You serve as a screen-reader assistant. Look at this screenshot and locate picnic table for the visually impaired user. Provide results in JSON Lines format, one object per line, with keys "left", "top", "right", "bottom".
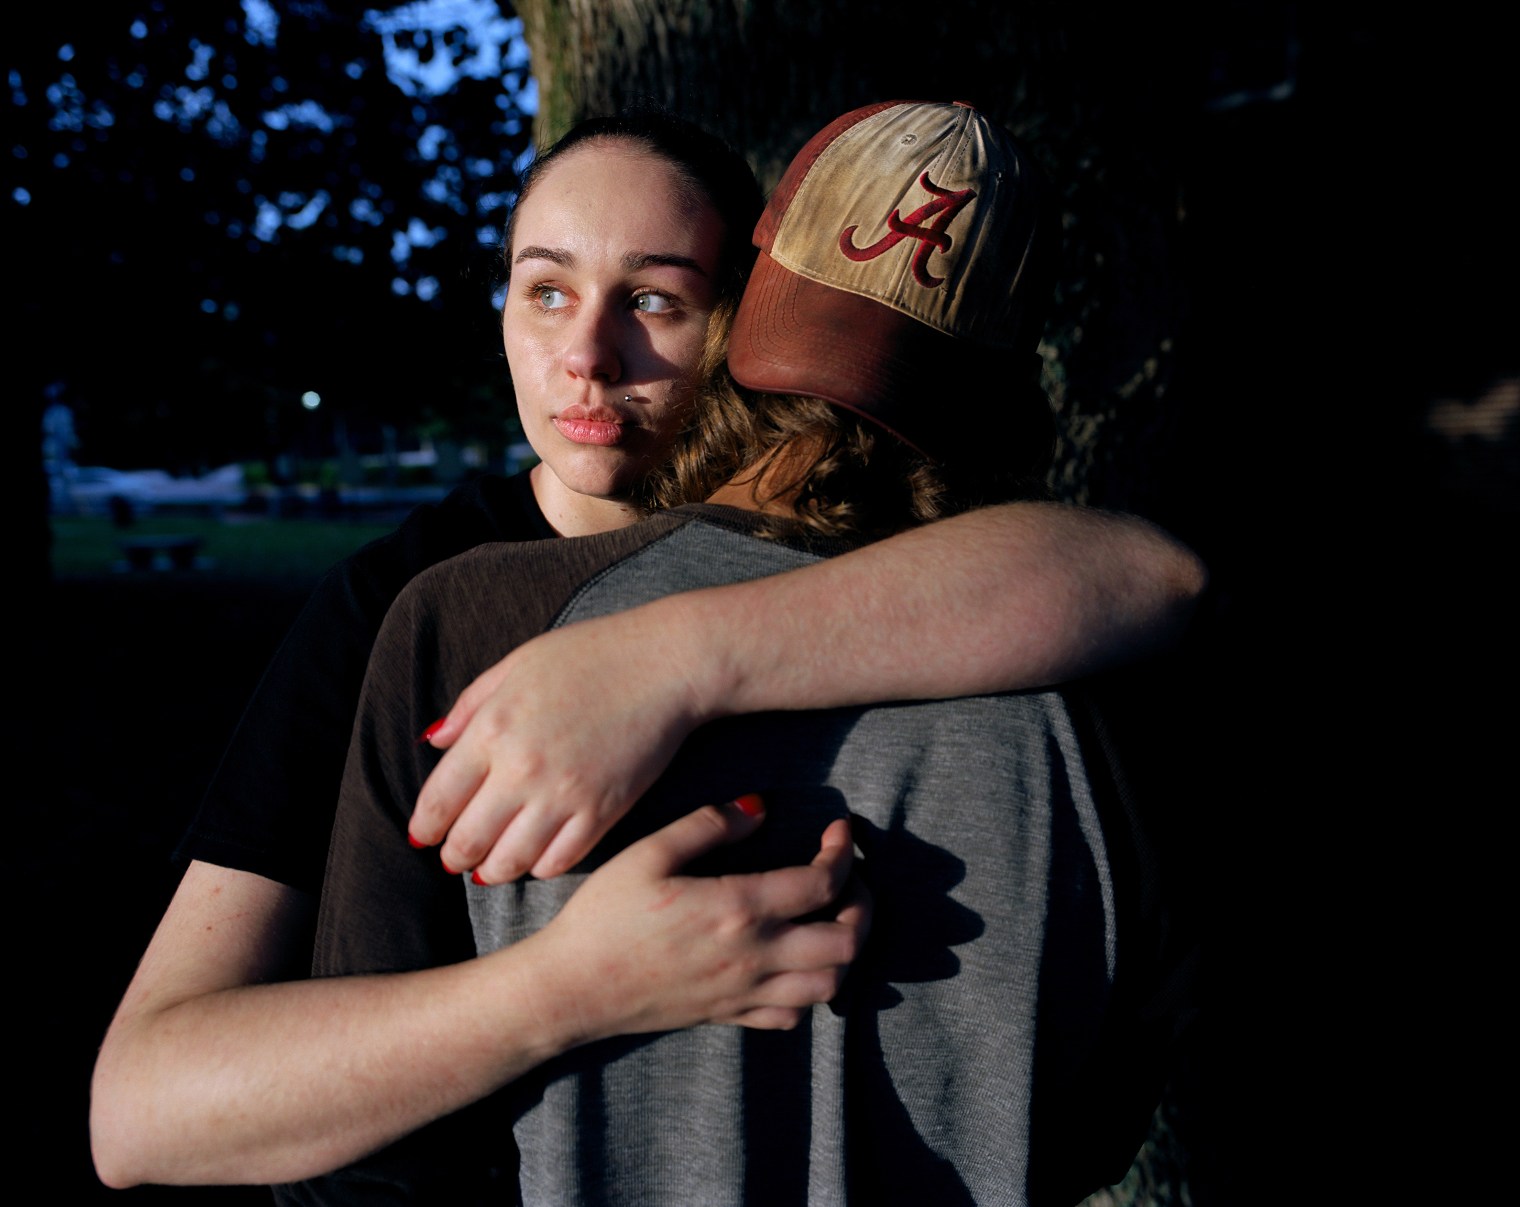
{"left": 118, "top": 533, "right": 205, "bottom": 572}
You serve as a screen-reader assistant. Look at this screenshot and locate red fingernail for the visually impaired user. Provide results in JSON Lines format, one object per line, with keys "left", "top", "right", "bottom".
{"left": 733, "top": 793, "right": 764, "bottom": 817}
{"left": 471, "top": 870, "right": 488, "bottom": 886}
{"left": 441, "top": 856, "right": 462, "bottom": 876}
{"left": 416, "top": 717, "right": 447, "bottom": 745}
{"left": 408, "top": 832, "right": 427, "bottom": 850}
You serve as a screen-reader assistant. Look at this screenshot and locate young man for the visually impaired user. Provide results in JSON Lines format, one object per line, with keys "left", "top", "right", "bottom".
{"left": 307, "top": 100, "right": 1185, "bottom": 1205}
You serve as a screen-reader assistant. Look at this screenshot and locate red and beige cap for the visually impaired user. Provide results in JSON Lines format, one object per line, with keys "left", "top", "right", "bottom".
{"left": 728, "top": 100, "right": 1057, "bottom": 458}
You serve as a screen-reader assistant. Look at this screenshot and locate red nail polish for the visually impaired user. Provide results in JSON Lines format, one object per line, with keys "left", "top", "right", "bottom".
{"left": 407, "top": 832, "right": 427, "bottom": 850}
{"left": 471, "top": 870, "right": 488, "bottom": 886}
{"left": 441, "top": 856, "right": 462, "bottom": 876}
{"left": 416, "top": 717, "right": 447, "bottom": 745}
{"left": 734, "top": 793, "right": 764, "bottom": 817}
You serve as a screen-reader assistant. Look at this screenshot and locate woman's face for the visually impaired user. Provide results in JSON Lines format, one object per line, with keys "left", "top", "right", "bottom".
{"left": 503, "top": 140, "right": 726, "bottom": 533}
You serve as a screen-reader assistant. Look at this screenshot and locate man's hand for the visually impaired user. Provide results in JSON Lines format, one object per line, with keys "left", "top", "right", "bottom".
{"left": 412, "top": 607, "right": 719, "bottom": 884}
{"left": 411, "top": 501, "right": 1206, "bottom": 884}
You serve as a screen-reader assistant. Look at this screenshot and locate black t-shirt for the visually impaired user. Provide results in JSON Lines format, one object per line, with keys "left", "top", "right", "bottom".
{"left": 177, "top": 470, "right": 554, "bottom": 894}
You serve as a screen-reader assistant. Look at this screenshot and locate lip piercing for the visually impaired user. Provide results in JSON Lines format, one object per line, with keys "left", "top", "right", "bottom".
{"left": 623, "top": 395, "right": 633, "bottom": 402}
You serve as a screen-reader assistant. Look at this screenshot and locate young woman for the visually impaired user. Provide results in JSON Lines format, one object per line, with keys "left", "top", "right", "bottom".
{"left": 91, "top": 110, "right": 1203, "bottom": 1191}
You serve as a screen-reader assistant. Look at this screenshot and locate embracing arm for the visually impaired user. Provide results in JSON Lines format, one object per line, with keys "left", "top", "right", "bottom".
{"left": 660, "top": 500, "right": 1205, "bottom": 705}
{"left": 90, "top": 804, "right": 864, "bottom": 1188}
{"left": 419, "top": 502, "right": 1206, "bottom": 882}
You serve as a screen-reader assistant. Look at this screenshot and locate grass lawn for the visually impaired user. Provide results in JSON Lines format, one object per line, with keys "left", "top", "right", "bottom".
{"left": 51, "top": 513, "right": 400, "bottom": 582}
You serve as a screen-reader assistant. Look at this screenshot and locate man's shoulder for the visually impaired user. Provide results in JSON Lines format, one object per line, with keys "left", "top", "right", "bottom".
{"left": 550, "top": 506, "right": 845, "bottom": 629}
{"left": 390, "top": 505, "right": 812, "bottom": 624}
{"left": 371, "top": 508, "right": 709, "bottom": 668}
{"left": 406, "top": 508, "right": 702, "bottom": 603}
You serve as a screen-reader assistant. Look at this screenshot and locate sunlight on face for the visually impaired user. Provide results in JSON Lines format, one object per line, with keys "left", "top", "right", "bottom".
{"left": 502, "top": 140, "right": 725, "bottom": 534}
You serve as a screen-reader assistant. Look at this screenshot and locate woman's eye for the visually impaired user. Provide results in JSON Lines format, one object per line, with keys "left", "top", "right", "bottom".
{"left": 632, "top": 292, "right": 673, "bottom": 314}
{"left": 534, "top": 286, "right": 569, "bottom": 310}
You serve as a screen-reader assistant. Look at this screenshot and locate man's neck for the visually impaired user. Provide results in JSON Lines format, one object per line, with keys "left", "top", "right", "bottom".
{"left": 704, "top": 439, "right": 814, "bottom": 517}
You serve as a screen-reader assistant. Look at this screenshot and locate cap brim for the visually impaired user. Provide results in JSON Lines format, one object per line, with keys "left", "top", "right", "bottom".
{"left": 729, "top": 249, "right": 987, "bottom": 459}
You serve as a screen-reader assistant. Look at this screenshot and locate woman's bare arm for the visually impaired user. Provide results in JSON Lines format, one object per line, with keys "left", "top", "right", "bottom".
{"left": 90, "top": 802, "right": 865, "bottom": 1189}
{"left": 417, "top": 501, "right": 1206, "bottom": 883}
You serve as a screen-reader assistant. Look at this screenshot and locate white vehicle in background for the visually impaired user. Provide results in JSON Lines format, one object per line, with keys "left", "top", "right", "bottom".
{"left": 63, "top": 464, "right": 248, "bottom": 517}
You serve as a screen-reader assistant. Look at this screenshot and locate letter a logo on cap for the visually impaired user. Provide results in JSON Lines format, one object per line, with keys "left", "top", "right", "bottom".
{"left": 838, "top": 171, "right": 977, "bottom": 289}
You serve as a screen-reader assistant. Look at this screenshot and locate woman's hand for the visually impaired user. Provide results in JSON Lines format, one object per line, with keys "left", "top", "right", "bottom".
{"left": 523, "top": 796, "right": 870, "bottom": 1042}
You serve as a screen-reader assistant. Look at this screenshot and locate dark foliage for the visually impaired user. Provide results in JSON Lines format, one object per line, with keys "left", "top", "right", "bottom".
{"left": 8, "top": 0, "right": 534, "bottom": 473}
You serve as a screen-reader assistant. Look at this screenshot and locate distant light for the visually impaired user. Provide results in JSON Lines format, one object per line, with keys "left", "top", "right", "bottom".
{"left": 242, "top": 0, "right": 279, "bottom": 48}
{"left": 13, "top": 186, "right": 30, "bottom": 206}
{"left": 301, "top": 391, "right": 321, "bottom": 410}
{"left": 253, "top": 197, "right": 280, "bottom": 241}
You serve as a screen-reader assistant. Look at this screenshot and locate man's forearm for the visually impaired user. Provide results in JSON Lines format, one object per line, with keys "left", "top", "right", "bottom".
{"left": 675, "top": 501, "right": 1206, "bottom": 721}
{"left": 416, "top": 501, "right": 1205, "bottom": 883}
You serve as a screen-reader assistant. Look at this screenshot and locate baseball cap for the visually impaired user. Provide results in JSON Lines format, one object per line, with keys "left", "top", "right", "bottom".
{"left": 728, "top": 100, "right": 1057, "bottom": 458}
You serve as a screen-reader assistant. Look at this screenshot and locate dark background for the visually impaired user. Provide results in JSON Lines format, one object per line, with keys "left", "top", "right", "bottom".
{"left": 9, "top": 2, "right": 1515, "bottom": 1202}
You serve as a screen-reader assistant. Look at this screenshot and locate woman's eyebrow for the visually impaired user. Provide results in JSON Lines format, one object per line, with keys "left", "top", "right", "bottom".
{"left": 623, "top": 251, "right": 709, "bottom": 277}
{"left": 514, "top": 245, "right": 574, "bottom": 267}
{"left": 511, "top": 246, "right": 707, "bottom": 277}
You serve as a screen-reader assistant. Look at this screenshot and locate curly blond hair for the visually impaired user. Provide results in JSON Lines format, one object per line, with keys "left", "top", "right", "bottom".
{"left": 637, "top": 300, "right": 1053, "bottom": 541}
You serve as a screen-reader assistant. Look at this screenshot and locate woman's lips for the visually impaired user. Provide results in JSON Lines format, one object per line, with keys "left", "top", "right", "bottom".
{"left": 553, "top": 404, "right": 634, "bottom": 447}
{"left": 552, "top": 415, "right": 625, "bottom": 446}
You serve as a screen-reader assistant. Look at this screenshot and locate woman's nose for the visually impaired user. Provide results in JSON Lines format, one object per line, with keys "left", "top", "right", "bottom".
{"left": 563, "top": 302, "right": 623, "bottom": 383}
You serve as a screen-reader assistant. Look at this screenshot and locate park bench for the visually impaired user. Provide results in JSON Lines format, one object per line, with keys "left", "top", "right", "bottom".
{"left": 118, "top": 534, "right": 204, "bottom": 572}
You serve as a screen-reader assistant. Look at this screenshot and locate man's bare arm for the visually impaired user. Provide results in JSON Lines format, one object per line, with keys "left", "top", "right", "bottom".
{"left": 416, "top": 502, "right": 1206, "bottom": 883}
